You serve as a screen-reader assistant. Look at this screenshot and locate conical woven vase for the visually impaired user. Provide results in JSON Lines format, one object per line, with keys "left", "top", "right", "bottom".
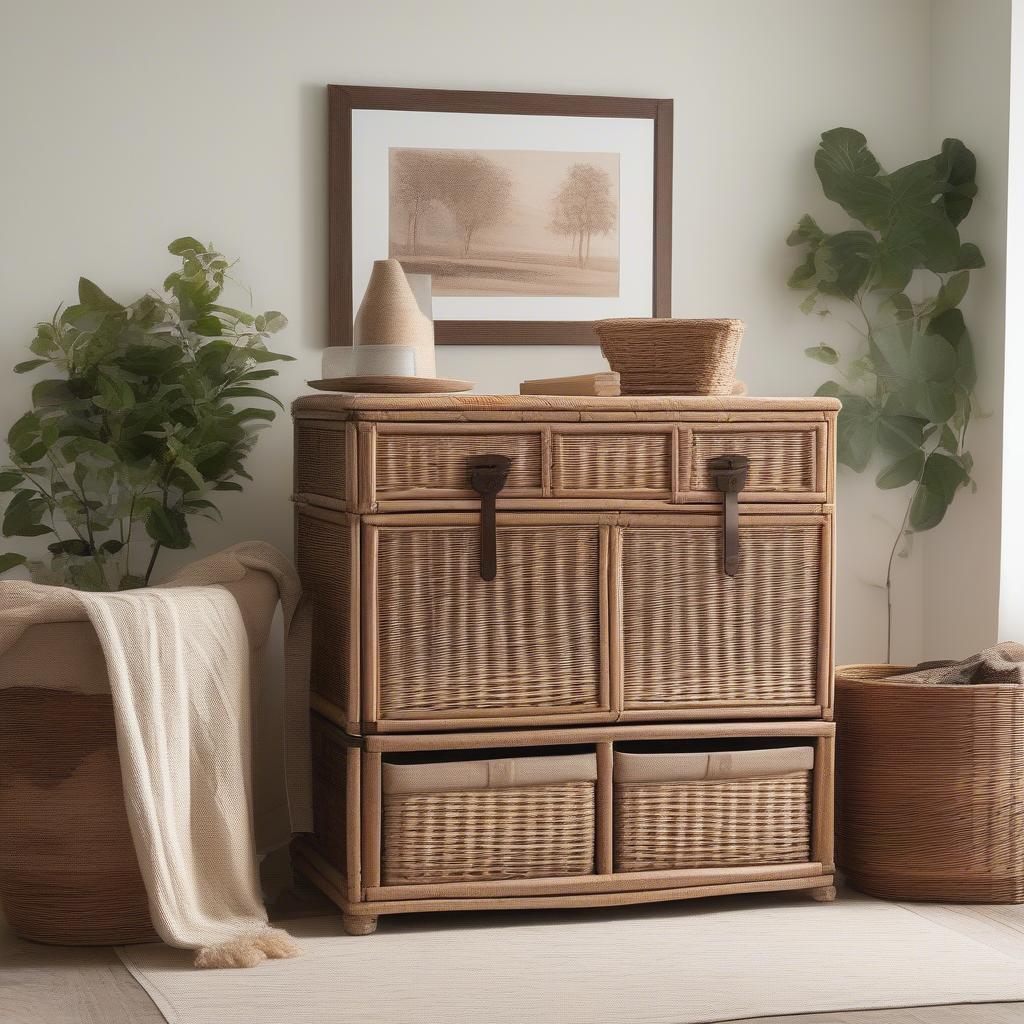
{"left": 354, "top": 259, "right": 436, "bottom": 377}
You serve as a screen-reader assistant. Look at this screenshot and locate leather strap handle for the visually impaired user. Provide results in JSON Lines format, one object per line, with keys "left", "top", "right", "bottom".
{"left": 707, "top": 455, "right": 750, "bottom": 577}
{"left": 467, "top": 455, "right": 512, "bottom": 581}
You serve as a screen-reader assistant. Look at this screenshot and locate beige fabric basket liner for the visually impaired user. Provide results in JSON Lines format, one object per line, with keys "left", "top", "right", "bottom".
{"left": 383, "top": 753, "right": 597, "bottom": 795}
{"left": 614, "top": 747, "right": 813, "bottom": 784}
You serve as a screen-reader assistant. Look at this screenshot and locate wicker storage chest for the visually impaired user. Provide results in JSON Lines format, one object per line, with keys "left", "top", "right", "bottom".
{"left": 292, "top": 393, "right": 838, "bottom": 932}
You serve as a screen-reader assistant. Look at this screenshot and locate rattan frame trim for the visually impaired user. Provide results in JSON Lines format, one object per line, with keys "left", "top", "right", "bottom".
{"left": 294, "top": 840, "right": 834, "bottom": 919}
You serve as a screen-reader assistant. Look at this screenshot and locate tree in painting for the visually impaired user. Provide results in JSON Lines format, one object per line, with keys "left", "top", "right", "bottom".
{"left": 391, "top": 150, "right": 443, "bottom": 254}
{"left": 548, "top": 163, "right": 616, "bottom": 268}
{"left": 439, "top": 153, "right": 512, "bottom": 257}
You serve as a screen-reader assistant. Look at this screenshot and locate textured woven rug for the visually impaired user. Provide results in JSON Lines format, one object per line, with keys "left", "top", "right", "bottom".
{"left": 117, "top": 892, "right": 1024, "bottom": 1024}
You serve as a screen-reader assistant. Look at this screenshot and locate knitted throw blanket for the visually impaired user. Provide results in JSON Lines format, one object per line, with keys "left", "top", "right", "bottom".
{"left": 886, "top": 641, "right": 1024, "bottom": 685}
{"left": 0, "top": 542, "right": 312, "bottom": 968}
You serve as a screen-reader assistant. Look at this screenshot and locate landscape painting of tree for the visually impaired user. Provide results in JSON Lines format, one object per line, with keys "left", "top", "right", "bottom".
{"left": 388, "top": 147, "right": 620, "bottom": 297}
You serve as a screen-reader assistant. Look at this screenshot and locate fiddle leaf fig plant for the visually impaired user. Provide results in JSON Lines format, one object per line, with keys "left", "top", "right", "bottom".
{"left": 0, "top": 237, "right": 291, "bottom": 590}
{"left": 788, "top": 128, "right": 983, "bottom": 659}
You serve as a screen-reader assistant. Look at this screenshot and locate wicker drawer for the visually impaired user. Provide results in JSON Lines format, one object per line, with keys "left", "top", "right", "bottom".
{"left": 374, "top": 426, "right": 542, "bottom": 499}
{"left": 548, "top": 422, "right": 828, "bottom": 503}
{"left": 613, "top": 745, "right": 814, "bottom": 871}
{"left": 682, "top": 422, "right": 827, "bottom": 501}
{"left": 381, "top": 752, "right": 597, "bottom": 884}
{"left": 365, "top": 514, "right": 609, "bottom": 726}
{"left": 617, "top": 515, "right": 830, "bottom": 714}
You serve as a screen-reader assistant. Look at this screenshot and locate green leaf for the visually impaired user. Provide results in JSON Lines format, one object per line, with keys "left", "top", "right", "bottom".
{"left": 909, "top": 484, "right": 948, "bottom": 532}
{"left": 805, "top": 345, "right": 839, "bottom": 365}
{"left": 923, "top": 451, "right": 969, "bottom": 502}
{"left": 145, "top": 506, "right": 191, "bottom": 549}
{"left": 221, "top": 385, "right": 284, "bottom": 409}
{"left": 3, "top": 493, "right": 52, "bottom": 538}
{"left": 171, "top": 457, "right": 205, "bottom": 492}
{"left": 786, "top": 214, "right": 825, "bottom": 248}
{"left": 47, "top": 539, "right": 92, "bottom": 557}
{"left": 167, "top": 236, "right": 206, "bottom": 256}
{"left": 957, "top": 242, "right": 985, "bottom": 270}
{"left": 0, "top": 552, "right": 27, "bottom": 573}
{"left": 934, "top": 271, "right": 969, "bottom": 314}
{"left": 936, "top": 138, "right": 978, "bottom": 226}
{"left": 14, "top": 359, "right": 47, "bottom": 374}
{"left": 8, "top": 412, "right": 40, "bottom": 452}
{"left": 876, "top": 412, "right": 926, "bottom": 455}
{"left": 835, "top": 394, "right": 879, "bottom": 472}
{"left": 0, "top": 471, "right": 24, "bottom": 491}
{"left": 814, "top": 128, "right": 882, "bottom": 222}
{"left": 213, "top": 480, "right": 244, "bottom": 491}
{"left": 876, "top": 450, "right": 924, "bottom": 489}
{"left": 78, "top": 277, "right": 123, "bottom": 312}
{"left": 816, "top": 231, "right": 877, "bottom": 299}
{"left": 259, "top": 311, "right": 288, "bottom": 333}
{"left": 100, "top": 539, "right": 125, "bottom": 554}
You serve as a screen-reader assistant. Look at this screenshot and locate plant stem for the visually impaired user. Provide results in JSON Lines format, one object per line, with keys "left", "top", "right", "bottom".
{"left": 884, "top": 492, "right": 914, "bottom": 664}
{"left": 143, "top": 542, "right": 161, "bottom": 586}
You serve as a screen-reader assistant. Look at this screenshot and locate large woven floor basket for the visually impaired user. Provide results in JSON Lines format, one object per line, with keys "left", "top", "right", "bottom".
{"left": 0, "top": 687, "right": 156, "bottom": 943}
{"left": 836, "top": 664, "right": 1024, "bottom": 903}
{"left": 593, "top": 318, "right": 744, "bottom": 396}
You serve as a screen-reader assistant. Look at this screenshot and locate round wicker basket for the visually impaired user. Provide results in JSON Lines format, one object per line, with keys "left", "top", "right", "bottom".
{"left": 836, "top": 664, "right": 1024, "bottom": 903}
{"left": 0, "top": 687, "right": 157, "bottom": 944}
{"left": 593, "top": 318, "right": 744, "bottom": 396}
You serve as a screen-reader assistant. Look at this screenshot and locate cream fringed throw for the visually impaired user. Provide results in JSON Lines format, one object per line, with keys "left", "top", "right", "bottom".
{"left": 0, "top": 543, "right": 312, "bottom": 969}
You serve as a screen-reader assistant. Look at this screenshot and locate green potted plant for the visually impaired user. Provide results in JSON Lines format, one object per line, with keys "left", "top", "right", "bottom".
{"left": 787, "top": 128, "right": 983, "bottom": 659}
{"left": 0, "top": 237, "right": 290, "bottom": 590}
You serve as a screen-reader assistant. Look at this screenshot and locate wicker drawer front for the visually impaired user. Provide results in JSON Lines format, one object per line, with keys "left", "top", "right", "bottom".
{"left": 369, "top": 518, "right": 607, "bottom": 722}
{"left": 684, "top": 423, "right": 825, "bottom": 500}
{"left": 375, "top": 429, "right": 542, "bottom": 498}
{"left": 381, "top": 753, "right": 597, "bottom": 884}
{"left": 613, "top": 747, "right": 814, "bottom": 872}
{"left": 552, "top": 430, "right": 672, "bottom": 497}
{"left": 619, "top": 518, "right": 826, "bottom": 709}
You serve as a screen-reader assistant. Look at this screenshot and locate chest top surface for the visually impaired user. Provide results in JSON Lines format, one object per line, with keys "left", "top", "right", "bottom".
{"left": 292, "top": 393, "right": 840, "bottom": 422}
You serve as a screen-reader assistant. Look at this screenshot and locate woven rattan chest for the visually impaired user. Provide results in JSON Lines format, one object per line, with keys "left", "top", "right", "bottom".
{"left": 291, "top": 393, "right": 839, "bottom": 934}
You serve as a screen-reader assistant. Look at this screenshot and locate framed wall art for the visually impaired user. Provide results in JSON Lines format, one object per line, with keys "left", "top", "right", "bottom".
{"left": 328, "top": 85, "right": 673, "bottom": 346}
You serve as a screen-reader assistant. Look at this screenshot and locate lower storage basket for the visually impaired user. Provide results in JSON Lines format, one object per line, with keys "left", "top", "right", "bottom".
{"left": 837, "top": 664, "right": 1024, "bottom": 902}
{"left": 381, "top": 751, "right": 597, "bottom": 885}
{"left": 613, "top": 745, "right": 814, "bottom": 872}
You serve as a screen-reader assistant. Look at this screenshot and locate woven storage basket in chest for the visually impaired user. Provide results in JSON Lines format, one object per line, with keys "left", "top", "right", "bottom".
{"left": 292, "top": 393, "right": 838, "bottom": 933}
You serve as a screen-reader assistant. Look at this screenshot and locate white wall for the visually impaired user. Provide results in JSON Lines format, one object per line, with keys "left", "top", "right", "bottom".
{"left": 1001, "top": 0, "right": 1024, "bottom": 639}
{"left": 0, "top": 0, "right": 955, "bottom": 662}
{"left": 925, "top": 0, "right": 1011, "bottom": 657}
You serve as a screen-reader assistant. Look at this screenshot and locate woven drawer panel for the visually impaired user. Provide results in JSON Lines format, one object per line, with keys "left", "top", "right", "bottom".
{"left": 382, "top": 781, "right": 596, "bottom": 884}
{"left": 614, "top": 775, "right": 811, "bottom": 871}
{"left": 295, "top": 512, "right": 353, "bottom": 713}
{"left": 295, "top": 423, "right": 347, "bottom": 501}
{"left": 689, "top": 429, "right": 817, "bottom": 494}
{"left": 376, "top": 432, "right": 541, "bottom": 494}
{"left": 375, "top": 526, "right": 603, "bottom": 715}
{"left": 311, "top": 723, "right": 347, "bottom": 871}
{"left": 621, "top": 524, "right": 820, "bottom": 705}
{"left": 553, "top": 433, "right": 671, "bottom": 493}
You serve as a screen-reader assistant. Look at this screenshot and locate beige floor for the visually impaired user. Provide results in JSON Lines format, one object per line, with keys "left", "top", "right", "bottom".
{"left": 4, "top": 866, "right": 1024, "bottom": 1024}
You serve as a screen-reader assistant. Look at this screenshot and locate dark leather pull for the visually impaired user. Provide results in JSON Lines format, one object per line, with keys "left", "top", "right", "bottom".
{"left": 708, "top": 455, "right": 749, "bottom": 577}
{"left": 467, "top": 455, "right": 512, "bottom": 581}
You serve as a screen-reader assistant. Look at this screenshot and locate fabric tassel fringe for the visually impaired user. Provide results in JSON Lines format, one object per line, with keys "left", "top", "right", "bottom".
{"left": 194, "top": 927, "right": 302, "bottom": 969}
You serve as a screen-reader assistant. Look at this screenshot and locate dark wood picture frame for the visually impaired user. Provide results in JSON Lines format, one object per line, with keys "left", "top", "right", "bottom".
{"left": 328, "top": 84, "right": 673, "bottom": 346}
